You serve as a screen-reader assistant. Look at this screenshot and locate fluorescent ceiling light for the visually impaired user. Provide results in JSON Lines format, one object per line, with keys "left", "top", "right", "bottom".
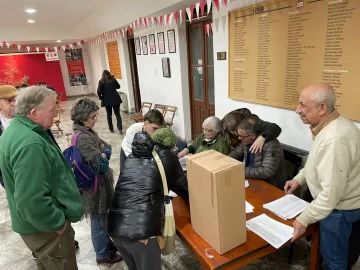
{"left": 25, "top": 9, "right": 37, "bottom": 14}
{"left": 28, "top": 19, "right": 35, "bottom": 23}
{"left": 56, "top": 40, "right": 62, "bottom": 43}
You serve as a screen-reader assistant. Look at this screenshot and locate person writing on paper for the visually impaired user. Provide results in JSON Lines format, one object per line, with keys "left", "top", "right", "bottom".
{"left": 221, "top": 108, "right": 282, "bottom": 152}
{"left": 229, "top": 115, "right": 287, "bottom": 189}
{"left": 108, "top": 128, "right": 188, "bottom": 270}
{"left": 177, "top": 116, "right": 229, "bottom": 158}
{"left": 284, "top": 83, "right": 360, "bottom": 270}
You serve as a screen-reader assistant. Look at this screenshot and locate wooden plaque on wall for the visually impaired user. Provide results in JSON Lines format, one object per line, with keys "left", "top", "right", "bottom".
{"left": 228, "top": 0, "right": 360, "bottom": 121}
{"left": 106, "top": 41, "right": 122, "bottom": 79}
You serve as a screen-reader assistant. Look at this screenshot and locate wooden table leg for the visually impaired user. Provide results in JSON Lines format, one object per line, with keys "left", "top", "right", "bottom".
{"left": 309, "top": 227, "right": 321, "bottom": 270}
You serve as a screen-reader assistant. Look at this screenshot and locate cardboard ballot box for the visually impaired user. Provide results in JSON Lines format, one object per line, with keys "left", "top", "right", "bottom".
{"left": 186, "top": 150, "right": 246, "bottom": 255}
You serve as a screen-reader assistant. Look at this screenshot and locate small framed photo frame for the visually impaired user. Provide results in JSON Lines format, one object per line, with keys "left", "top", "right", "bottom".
{"left": 157, "top": 32, "right": 166, "bottom": 54}
{"left": 149, "top": 34, "right": 156, "bottom": 54}
{"left": 141, "top": 36, "right": 148, "bottom": 55}
{"left": 167, "top": 29, "right": 176, "bottom": 53}
{"left": 162, "top": 57, "right": 171, "bottom": 78}
{"left": 134, "top": 37, "right": 141, "bottom": 55}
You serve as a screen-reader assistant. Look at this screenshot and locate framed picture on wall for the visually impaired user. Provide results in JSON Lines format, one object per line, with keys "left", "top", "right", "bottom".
{"left": 162, "top": 57, "right": 171, "bottom": 78}
{"left": 141, "top": 36, "right": 148, "bottom": 55}
{"left": 157, "top": 32, "right": 166, "bottom": 54}
{"left": 167, "top": 29, "right": 176, "bottom": 53}
{"left": 134, "top": 37, "right": 141, "bottom": 55}
{"left": 149, "top": 34, "right": 156, "bottom": 54}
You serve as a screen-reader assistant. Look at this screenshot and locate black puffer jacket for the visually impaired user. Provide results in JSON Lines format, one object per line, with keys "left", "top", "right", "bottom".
{"left": 108, "top": 132, "right": 188, "bottom": 240}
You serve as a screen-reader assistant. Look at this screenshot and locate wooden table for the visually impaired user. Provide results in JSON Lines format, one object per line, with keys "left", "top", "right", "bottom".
{"left": 173, "top": 179, "right": 320, "bottom": 270}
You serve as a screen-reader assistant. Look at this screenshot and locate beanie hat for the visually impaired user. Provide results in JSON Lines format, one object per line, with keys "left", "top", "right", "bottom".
{"left": 151, "top": 128, "right": 177, "bottom": 148}
{"left": 0, "top": 85, "right": 18, "bottom": 99}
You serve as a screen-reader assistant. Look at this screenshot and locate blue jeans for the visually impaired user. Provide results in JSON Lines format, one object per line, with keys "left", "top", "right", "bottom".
{"left": 91, "top": 216, "right": 112, "bottom": 259}
{"left": 320, "top": 208, "right": 360, "bottom": 270}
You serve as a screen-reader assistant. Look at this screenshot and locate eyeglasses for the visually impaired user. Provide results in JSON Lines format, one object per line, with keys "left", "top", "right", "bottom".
{"left": 90, "top": 113, "right": 99, "bottom": 121}
{"left": 238, "top": 134, "right": 253, "bottom": 140}
{"left": 203, "top": 128, "right": 214, "bottom": 133}
{"left": 1, "top": 97, "right": 16, "bottom": 104}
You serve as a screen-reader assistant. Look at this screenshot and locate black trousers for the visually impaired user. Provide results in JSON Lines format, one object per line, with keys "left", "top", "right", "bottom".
{"left": 113, "top": 237, "right": 161, "bottom": 270}
{"left": 105, "top": 105, "right": 122, "bottom": 131}
{"left": 120, "top": 148, "right": 127, "bottom": 171}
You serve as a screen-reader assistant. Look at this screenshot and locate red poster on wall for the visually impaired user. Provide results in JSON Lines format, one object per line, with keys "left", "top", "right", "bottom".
{"left": 65, "top": 49, "right": 88, "bottom": 86}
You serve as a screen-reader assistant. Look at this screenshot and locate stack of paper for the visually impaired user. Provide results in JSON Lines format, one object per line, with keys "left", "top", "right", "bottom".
{"left": 179, "top": 156, "right": 188, "bottom": 171}
{"left": 246, "top": 201, "right": 254, "bottom": 213}
{"left": 246, "top": 214, "right": 294, "bottom": 249}
{"left": 263, "top": 195, "right": 309, "bottom": 220}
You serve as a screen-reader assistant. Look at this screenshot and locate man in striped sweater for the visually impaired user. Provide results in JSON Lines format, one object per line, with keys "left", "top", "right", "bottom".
{"left": 285, "top": 83, "right": 360, "bottom": 270}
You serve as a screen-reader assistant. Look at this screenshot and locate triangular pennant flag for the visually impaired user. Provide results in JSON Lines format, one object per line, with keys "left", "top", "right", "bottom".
{"left": 190, "top": 5, "right": 196, "bottom": 19}
{"left": 62, "top": 45, "right": 66, "bottom": 51}
{"left": 81, "top": 40, "right": 85, "bottom": 45}
{"left": 54, "top": 47, "right": 58, "bottom": 52}
{"left": 207, "top": 0, "right": 212, "bottom": 14}
{"left": 169, "top": 13, "right": 174, "bottom": 26}
{"left": 36, "top": 47, "right": 39, "bottom": 52}
{"left": 12, "top": 44, "right": 16, "bottom": 49}
{"left": 206, "top": 24, "right": 210, "bottom": 36}
{"left": 154, "top": 17, "right": 158, "bottom": 25}
{"left": 57, "top": 46, "right": 61, "bottom": 51}
{"left": 31, "top": 47, "right": 35, "bottom": 52}
{"left": 147, "top": 18, "right": 151, "bottom": 27}
{"left": 73, "top": 42, "right": 77, "bottom": 47}
{"left": 200, "top": 0, "right": 206, "bottom": 16}
{"left": 17, "top": 45, "right": 21, "bottom": 51}
{"left": 174, "top": 11, "right": 179, "bottom": 25}
{"left": 165, "top": 14, "right": 170, "bottom": 26}
{"left": 186, "top": 7, "right": 192, "bottom": 23}
{"left": 144, "top": 18, "right": 148, "bottom": 28}
{"left": 66, "top": 45, "right": 70, "bottom": 50}
{"left": 77, "top": 41, "right": 82, "bottom": 47}
{"left": 0, "top": 43, "right": 3, "bottom": 48}
{"left": 224, "top": 0, "right": 228, "bottom": 6}
{"left": 2, "top": 42, "right": 6, "bottom": 47}
{"left": 121, "top": 29, "right": 125, "bottom": 37}
{"left": 69, "top": 44, "right": 74, "bottom": 49}
{"left": 210, "top": 23, "right": 213, "bottom": 34}
{"left": 27, "top": 46, "right": 30, "bottom": 53}
{"left": 21, "top": 45, "right": 25, "bottom": 51}
{"left": 45, "top": 47, "right": 49, "bottom": 52}
{"left": 179, "top": 10, "right": 183, "bottom": 25}
{"left": 159, "top": 16, "right": 163, "bottom": 25}
{"left": 6, "top": 43, "right": 11, "bottom": 48}
{"left": 42, "top": 48, "right": 46, "bottom": 52}
{"left": 213, "top": 0, "right": 220, "bottom": 11}
{"left": 195, "top": 3, "right": 200, "bottom": 19}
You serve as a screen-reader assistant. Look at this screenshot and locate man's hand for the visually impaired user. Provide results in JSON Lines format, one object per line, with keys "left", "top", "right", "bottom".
{"left": 249, "top": 135, "right": 265, "bottom": 154}
{"left": 291, "top": 220, "right": 306, "bottom": 242}
{"left": 284, "top": 179, "right": 300, "bottom": 194}
{"left": 101, "top": 153, "right": 107, "bottom": 159}
{"left": 56, "top": 222, "right": 67, "bottom": 235}
{"left": 177, "top": 149, "right": 189, "bottom": 159}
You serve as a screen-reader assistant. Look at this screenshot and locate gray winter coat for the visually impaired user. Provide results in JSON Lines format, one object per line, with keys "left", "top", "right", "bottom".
{"left": 229, "top": 139, "right": 287, "bottom": 189}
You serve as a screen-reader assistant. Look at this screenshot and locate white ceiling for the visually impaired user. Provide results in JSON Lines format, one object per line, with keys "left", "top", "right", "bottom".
{"left": 0, "top": 0, "right": 199, "bottom": 44}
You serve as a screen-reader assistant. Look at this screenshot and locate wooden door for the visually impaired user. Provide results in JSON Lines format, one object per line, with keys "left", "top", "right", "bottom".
{"left": 188, "top": 20, "right": 215, "bottom": 138}
{"left": 128, "top": 38, "right": 142, "bottom": 112}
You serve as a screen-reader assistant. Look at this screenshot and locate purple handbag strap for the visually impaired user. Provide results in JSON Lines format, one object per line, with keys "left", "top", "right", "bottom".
{"left": 72, "top": 132, "right": 82, "bottom": 146}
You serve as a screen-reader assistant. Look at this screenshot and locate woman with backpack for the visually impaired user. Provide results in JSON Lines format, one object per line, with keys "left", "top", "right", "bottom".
{"left": 70, "top": 98, "right": 122, "bottom": 265}
{"left": 107, "top": 128, "right": 189, "bottom": 270}
{"left": 97, "top": 70, "right": 123, "bottom": 134}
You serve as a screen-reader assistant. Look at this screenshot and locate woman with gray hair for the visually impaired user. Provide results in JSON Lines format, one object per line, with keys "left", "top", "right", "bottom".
{"left": 177, "top": 116, "right": 230, "bottom": 158}
{"left": 70, "top": 98, "right": 122, "bottom": 265}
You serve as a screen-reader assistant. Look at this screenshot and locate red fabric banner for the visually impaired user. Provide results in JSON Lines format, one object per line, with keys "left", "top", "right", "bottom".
{"left": 213, "top": 0, "right": 220, "bottom": 11}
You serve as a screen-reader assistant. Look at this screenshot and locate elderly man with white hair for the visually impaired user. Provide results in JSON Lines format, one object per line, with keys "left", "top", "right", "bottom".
{"left": 177, "top": 116, "right": 230, "bottom": 158}
{"left": 0, "top": 86, "right": 84, "bottom": 270}
{"left": 284, "top": 83, "right": 360, "bottom": 270}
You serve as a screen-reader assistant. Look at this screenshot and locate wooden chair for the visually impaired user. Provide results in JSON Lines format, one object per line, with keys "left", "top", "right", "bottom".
{"left": 53, "top": 97, "right": 63, "bottom": 137}
{"left": 132, "top": 102, "right": 152, "bottom": 123}
{"left": 164, "top": 105, "right": 177, "bottom": 128}
{"left": 154, "top": 104, "right": 167, "bottom": 117}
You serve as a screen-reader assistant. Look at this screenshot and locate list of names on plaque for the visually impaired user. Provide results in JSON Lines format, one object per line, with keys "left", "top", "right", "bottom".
{"left": 229, "top": 0, "right": 360, "bottom": 121}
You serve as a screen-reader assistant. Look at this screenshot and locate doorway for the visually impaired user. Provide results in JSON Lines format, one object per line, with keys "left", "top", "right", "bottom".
{"left": 187, "top": 19, "right": 215, "bottom": 138}
{"left": 128, "top": 37, "right": 141, "bottom": 113}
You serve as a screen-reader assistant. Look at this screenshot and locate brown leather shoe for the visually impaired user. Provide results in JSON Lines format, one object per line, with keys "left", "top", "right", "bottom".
{"left": 118, "top": 130, "right": 123, "bottom": 135}
{"left": 96, "top": 253, "right": 123, "bottom": 264}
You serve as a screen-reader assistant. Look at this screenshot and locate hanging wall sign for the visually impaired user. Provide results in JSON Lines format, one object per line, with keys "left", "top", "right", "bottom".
{"left": 45, "top": 52, "right": 59, "bottom": 61}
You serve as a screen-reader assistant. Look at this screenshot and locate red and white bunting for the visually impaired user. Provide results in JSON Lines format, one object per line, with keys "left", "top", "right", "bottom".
{"left": 213, "top": 0, "right": 220, "bottom": 11}
{"left": 147, "top": 18, "right": 151, "bottom": 27}
{"left": 179, "top": 10, "right": 183, "bottom": 25}
{"left": 54, "top": 47, "right": 58, "bottom": 52}
{"left": 174, "top": 11, "right": 179, "bottom": 25}
{"left": 200, "top": 0, "right": 206, "bottom": 16}
{"left": 62, "top": 45, "right": 66, "bottom": 51}
{"left": 190, "top": 5, "right": 196, "bottom": 20}
{"left": 159, "top": 16, "right": 163, "bottom": 26}
{"left": 36, "top": 47, "right": 39, "bottom": 52}
{"left": 195, "top": 2, "right": 200, "bottom": 19}
{"left": 165, "top": 14, "right": 169, "bottom": 26}
{"left": 69, "top": 44, "right": 74, "bottom": 49}
{"left": 207, "top": 0, "right": 212, "bottom": 14}
{"left": 206, "top": 24, "right": 210, "bottom": 36}
{"left": 27, "top": 46, "right": 30, "bottom": 53}
{"left": 224, "top": 0, "right": 229, "bottom": 6}
{"left": 210, "top": 23, "right": 213, "bottom": 34}
{"left": 45, "top": 47, "right": 49, "bottom": 52}
{"left": 77, "top": 41, "right": 82, "bottom": 47}
{"left": 6, "top": 43, "right": 11, "bottom": 49}
{"left": 17, "top": 45, "right": 21, "bottom": 51}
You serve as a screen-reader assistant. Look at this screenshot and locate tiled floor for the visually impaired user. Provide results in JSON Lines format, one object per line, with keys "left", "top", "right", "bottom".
{"left": 0, "top": 96, "right": 359, "bottom": 269}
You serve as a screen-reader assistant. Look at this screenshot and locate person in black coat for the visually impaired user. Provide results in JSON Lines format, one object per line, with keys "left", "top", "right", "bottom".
{"left": 108, "top": 129, "right": 188, "bottom": 270}
{"left": 97, "top": 70, "right": 123, "bottom": 134}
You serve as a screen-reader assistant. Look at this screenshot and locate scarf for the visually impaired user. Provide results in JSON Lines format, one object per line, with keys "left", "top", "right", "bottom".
{"left": 72, "top": 123, "right": 114, "bottom": 229}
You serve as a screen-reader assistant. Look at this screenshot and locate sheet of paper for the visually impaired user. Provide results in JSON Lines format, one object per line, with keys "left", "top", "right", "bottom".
{"left": 168, "top": 190, "right": 177, "bottom": 197}
{"left": 246, "top": 201, "right": 254, "bottom": 213}
{"left": 246, "top": 214, "right": 294, "bottom": 249}
{"left": 263, "top": 195, "right": 309, "bottom": 220}
{"left": 179, "top": 155, "right": 188, "bottom": 171}
{"left": 245, "top": 180, "right": 249, "bottom": 188}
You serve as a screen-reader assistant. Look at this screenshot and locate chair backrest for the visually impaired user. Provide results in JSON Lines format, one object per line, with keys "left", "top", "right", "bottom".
{"left": 154, "top": 104, "right": 167, "bottom": 116}
{"left": 164, "top": 105, "right": 177, "bottom": 127}
{"left": 141, "top": 102, "right": 152, "bottom": 115}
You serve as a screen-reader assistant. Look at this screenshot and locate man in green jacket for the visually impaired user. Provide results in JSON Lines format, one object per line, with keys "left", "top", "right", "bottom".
{"left": 0, "top": 86, "right": 84, "bottom": 270}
